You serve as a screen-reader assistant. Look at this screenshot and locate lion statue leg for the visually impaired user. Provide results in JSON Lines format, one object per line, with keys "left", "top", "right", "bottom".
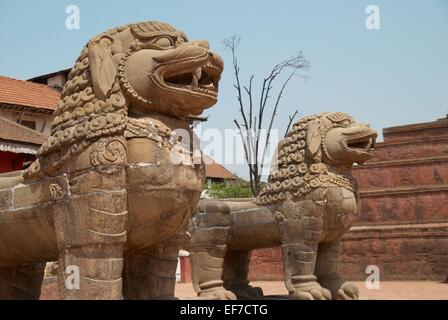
{"left": 280, "top": 211, "right": 332, "bottom": 300}
{"left": 54, "top": 138, "right": 128, "bottom": 300}
{"left": 316, "top": 241, "right": 359, "bottom": 300}
{"left": 122, "top": 237, "right": 180, "bottom": 300}
{"left": 189, "top": 227, "right": 236, "bottom": 300}
{"left": 54, "top": 183, "right": 127, "bottom": 300}
{"left": 222, "top": 251, "right": 264, "bottom": 300}
{"left": 0, "top": 263, "right": 45, "bottom": 299}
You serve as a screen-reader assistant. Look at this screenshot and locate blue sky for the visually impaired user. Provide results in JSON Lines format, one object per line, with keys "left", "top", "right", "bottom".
{"left": 0, "top": 0, "right": 447, "bottom": 178}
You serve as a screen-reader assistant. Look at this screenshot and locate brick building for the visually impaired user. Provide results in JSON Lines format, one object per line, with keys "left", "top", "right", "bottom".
{"left": 0, "top": 76, "right": 59, "bottom": 134}
{"left": 248, "top": 116, "right": 448, "bottom": 281}
{"left": 28, "top": 69, "right": 70, "bottom": 92}
{"left": 0, "top": 117, "right": 47, "bottom": 173}
{"left": 0, "top": 76, "right": 59, "bottom": 173}
{"left": 203, "top": 155, "right": 239, "bottom": 186}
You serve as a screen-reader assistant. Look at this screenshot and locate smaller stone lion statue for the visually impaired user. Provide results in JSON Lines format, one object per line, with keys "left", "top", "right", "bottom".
{"left": 188, "top": 112, "right": 377, "bottom": 300}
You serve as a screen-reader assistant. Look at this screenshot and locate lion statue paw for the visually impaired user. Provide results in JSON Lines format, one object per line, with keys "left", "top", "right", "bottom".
{"left": 198, "top": 288, "right": 237, "bottom": 300}
{"left": 318, "top": 274, "right": 359, "bottom": 300}
{"left": 290, "top": 282, "right": 332, "bottom": 300}
{"left": 336, "top": 282, "right": 359, "bottom": 300}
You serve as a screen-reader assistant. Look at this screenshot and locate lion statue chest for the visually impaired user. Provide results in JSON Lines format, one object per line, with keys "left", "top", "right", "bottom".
{"left": 124, "top": 115, "right": 205, "bottom": 249}
{"left": 275, "top": 185, "right": 358, "bottom": 244}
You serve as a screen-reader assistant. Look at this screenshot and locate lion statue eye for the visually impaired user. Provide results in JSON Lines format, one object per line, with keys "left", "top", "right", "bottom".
{"left": 154, "top": 36, "right": 174, "bottom": 48}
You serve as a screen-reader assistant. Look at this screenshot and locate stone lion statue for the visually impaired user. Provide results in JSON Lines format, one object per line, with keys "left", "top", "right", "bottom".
{"left": 189, "top": 112, "right": 377, "bottom": 300}
{"left": 0, "top": 21, "right": 223, "bottom": 300}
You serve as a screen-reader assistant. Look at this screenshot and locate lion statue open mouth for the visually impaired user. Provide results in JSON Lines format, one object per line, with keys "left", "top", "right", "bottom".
{"left": 188, "top": 112, "right": 377, "bottom": 300}
{"left": 0, "top": 21, "right": 223, "bottom": 300}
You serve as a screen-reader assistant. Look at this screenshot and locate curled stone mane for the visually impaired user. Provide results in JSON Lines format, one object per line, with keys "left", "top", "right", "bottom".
{"left": 24, "top": 21, "right": 182, "bottom": 179}
{"left": 256, "top": 112, "right": 354, "bottom": 206}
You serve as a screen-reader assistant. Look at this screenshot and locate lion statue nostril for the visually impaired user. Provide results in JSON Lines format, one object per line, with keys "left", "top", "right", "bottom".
{"left": 195, "top": 40, "right": 210, "bottom": 49}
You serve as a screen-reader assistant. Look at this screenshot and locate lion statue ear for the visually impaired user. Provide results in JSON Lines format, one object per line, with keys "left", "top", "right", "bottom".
{"left": 305, "top": 119, "right": 322, "bottom": 160}
{"left": 88, "top": 36, "right": 117, "bottom": 100}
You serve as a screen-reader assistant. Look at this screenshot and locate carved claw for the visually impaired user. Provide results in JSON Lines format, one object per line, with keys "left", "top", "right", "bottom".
{"left": 336, "top": 282, "right": 359, "bottom": 300}
{"left": 317, "top": 274, "right": 359, "bottom": 300}
{"left": 290, "top": 282, "right": 332, "bottom": 300}
{"left": 198, "top": 288, "right": 237, "bottom": 300}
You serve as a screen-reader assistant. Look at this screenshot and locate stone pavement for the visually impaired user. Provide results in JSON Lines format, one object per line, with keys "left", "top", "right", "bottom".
{"left": 174, "top": 281, "right": 448, "bottom": 300}
{"left": 40, "top": 279, "right": 447, "bottom": 300}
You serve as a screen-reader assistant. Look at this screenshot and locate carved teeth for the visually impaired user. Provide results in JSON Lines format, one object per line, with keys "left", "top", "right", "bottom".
{"left": 191, "top": 76, "right": 198, "bottom": 89}
{"left": 194, "top": 67, "right": 202, "bottom": 81}
{"left": 367, "top": 137, "right": 376, "bottom": 152}
{"left": 164, "top": 64, "right": 219, "bottom": 97}
{"left": 191, "top": 67, "right": 202, "bottom": 89}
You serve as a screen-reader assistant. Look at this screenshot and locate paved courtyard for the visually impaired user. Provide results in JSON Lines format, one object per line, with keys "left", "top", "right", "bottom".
{"left": 40, "top": 279, "right": 447, "bottom": 300}
{"left": 175, "top": 281, "right": 447, "bottom": 300}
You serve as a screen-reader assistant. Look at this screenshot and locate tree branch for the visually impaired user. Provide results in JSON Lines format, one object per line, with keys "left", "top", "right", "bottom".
{"left": 224, "top": 36, "right": 310, "bottom": 196}
{"left": 234, "top": 119, "right": 256, "bottom": 195}
{"left": 284, "top": 110, "right": 299, "bottom": 138}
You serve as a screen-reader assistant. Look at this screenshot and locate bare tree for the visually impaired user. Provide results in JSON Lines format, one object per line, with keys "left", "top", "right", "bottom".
{"left": 224, "top": 35, "right": 310, "bottom": 196}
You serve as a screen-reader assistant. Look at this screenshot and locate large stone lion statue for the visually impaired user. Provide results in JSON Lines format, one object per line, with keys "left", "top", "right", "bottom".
{"left": 0, "top": 21, "right": 223, "bottom": 300}
{"left": 189, "top": 112, "right": 377, "bottom": 300}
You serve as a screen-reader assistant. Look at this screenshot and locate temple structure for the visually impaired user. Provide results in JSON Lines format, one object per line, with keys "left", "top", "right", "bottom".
{"left": 249, "top": 116, "right": 448, "bottom": 281}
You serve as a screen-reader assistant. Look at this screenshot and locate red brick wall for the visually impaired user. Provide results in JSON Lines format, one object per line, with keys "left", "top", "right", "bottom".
{"left": 249, "top": 248, "right": 284, "bottom": 281}
{"left": 357, "top": 192, "right": 447, "bottom": 223}
{"left": 180, "top": 256, "right": 192, "bottom": 283}
{"left": 248, "top": 227, "right": 448, "bottom": 281}
{"left": 339, "top": 234, "right": 448, "bottom": 281}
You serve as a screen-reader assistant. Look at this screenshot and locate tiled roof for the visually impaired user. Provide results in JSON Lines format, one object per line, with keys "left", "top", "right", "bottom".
{"left": 0, "top": 76, "right": 60, "bottom": 111}
{"left": 0, "top": 116, "right": 48, "bottom": 145}
{"left": 204, "top": 155, "right": 239, "bottom": 180}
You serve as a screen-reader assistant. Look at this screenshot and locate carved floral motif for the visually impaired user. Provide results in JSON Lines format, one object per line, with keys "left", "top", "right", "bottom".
{"left": 90, "top": 138, "right": 127, "bottom": 166}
